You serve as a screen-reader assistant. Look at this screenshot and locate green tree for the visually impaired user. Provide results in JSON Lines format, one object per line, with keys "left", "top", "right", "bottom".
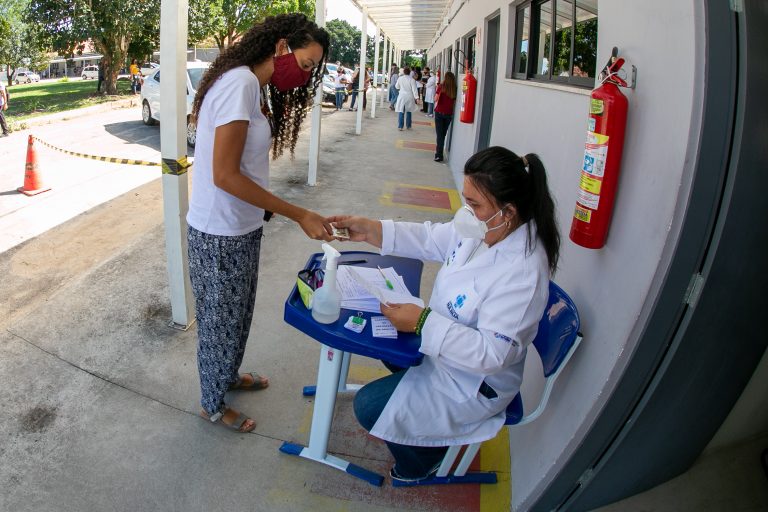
{"left": 325, "top": 19, "right": 359, "bottom": 66}
{"left": 26, "top": 0, "right": 160, "bottom": 94}
{"left": 188, "top": 0, "right": 315, "bottom": 51}
{"left": 325, "top": 19, "right": 385, "bottom": 72}
{"left": 0, "top": 0, "right": 49, "bottom": 86}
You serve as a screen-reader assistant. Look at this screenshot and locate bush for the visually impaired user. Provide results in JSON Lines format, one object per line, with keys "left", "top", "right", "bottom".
{"left": 59, "top": 76, "right": 69, "bottom": 83}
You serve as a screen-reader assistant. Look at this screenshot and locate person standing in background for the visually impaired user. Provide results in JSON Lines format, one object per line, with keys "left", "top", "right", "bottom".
{"left": 433, "top": 71, "right": 457, "bottom": 162}
{"left": 129, "top": 59, "right": 141, "bottom": 94}
{"left": 388, "top": 63, "right": 400, "bottom": 111}
{"left": 424, "top": 70, "right": 437, "bottom": 117}
{"left": 395, "top": 66, "right": 419, "bottom": 131}
{"left": 0, "top": 81, "right": 9, "bottom": 137}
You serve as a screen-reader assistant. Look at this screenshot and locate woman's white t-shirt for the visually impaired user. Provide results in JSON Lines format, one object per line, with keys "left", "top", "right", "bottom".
{"left": 187, "top": 66, "right": 272, "bottom": 236}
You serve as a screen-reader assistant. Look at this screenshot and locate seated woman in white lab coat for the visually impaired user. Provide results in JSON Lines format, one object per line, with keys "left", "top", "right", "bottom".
{"left": 328, "top": 146, "right": 561, "bottom": 482}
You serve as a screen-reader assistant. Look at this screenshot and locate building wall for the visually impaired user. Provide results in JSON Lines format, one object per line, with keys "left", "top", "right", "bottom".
{"left": 429, "top": 0, "right": 705, "bottom": 508}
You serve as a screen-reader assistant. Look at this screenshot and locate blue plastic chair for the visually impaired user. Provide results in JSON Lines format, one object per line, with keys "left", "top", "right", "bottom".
{"left": 393, "top": 281, "right": 582, "bottom": 486}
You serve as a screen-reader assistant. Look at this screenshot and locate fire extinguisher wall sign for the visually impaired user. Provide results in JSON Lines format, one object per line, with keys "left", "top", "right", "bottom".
{"left": 569, "top": 53, "right": 630, "bottom": 249}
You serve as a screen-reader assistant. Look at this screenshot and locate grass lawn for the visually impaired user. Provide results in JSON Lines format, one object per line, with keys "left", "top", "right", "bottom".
{"left": 4, "top": 78, "right": 134, "bottom": 122}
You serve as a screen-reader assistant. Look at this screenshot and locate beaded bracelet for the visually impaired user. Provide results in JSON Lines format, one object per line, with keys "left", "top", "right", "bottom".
{"left": 414, "top": 307, "right": 432, "bottom": 336}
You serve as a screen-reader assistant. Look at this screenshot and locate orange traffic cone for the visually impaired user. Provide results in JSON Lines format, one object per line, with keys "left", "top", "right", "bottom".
{"left": 17, "top": 135, "right": 50, "bottom": 196}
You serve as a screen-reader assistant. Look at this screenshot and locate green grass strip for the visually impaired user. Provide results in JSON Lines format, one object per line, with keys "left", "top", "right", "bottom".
{"left": 3, "top": 78, "right": 135, "bottom": 122}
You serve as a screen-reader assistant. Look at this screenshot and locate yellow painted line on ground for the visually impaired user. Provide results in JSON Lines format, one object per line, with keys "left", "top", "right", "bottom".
{"left": 380, "top": 182, "right": 462, "bottom": 215}
{"left": 480, "top": 426, "right": 512, "bottom": 512}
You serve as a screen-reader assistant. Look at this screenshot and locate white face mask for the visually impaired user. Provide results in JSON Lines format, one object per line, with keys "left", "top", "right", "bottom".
{"left": 453, "top": 205, "right": 507, "bottom": 240}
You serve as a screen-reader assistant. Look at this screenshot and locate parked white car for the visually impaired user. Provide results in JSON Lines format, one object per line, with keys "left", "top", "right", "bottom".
{"left": 14, "top": 71, "right": 40, "bottom": 84}
{"left": 140, "top": 62, "right": 159, "bottom": 76}
{"left": 81, "top": 65, "right": 99, "bottom": 79}
{"left": 140, "top": 61, "right": 209, "bottom": 146}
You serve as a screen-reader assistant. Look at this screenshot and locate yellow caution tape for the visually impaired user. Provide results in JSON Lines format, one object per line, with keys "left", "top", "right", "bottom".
{"left": 32, "top": 136, "right": 179, "bottom": 169}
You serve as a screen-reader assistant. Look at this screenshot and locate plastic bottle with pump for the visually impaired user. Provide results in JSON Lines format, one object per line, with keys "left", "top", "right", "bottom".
{"left": 311, "top": 243, "right": 342, "bottom": 324}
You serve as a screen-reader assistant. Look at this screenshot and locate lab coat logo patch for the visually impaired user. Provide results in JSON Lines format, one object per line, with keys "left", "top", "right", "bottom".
{"left": 494, "top": 332, "right": 512, "bottom": 343}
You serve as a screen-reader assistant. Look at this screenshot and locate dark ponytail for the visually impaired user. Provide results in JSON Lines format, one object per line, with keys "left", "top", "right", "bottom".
{"left": 464, "top": 146, "right": 560, "bottom": 273}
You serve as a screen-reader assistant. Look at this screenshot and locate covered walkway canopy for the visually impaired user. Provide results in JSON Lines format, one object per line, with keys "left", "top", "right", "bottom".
{"left": 350, "top": 0, "right": 453, "bottom": 50}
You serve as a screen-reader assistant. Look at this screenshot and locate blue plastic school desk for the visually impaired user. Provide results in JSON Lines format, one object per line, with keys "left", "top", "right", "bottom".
{"left": 280, "top": 251, "right": 425, "bottom": 486}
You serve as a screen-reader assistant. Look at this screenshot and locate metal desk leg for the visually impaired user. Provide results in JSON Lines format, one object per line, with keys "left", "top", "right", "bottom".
{"left": 302, "top": 350, "right": 363, "bottom": 397}
{"left": 280, "top": 344, "right": 384, "bottom": 486}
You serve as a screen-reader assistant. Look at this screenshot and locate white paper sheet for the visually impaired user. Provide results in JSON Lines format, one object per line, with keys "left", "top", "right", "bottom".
{"left": 371, "top": 316, "right": 398, "bottom": 338}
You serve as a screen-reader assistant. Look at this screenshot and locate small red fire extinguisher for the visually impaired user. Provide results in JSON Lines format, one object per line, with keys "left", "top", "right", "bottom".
{"left": 460, "top": 60, "right": 477, "bottom": 124}
{"left": 570, "top": 48, "right": 630, "bottom": 249}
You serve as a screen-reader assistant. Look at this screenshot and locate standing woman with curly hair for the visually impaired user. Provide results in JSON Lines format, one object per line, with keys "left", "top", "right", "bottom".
{"left": 187, "top": 13, "right": 333, "bottom": 433}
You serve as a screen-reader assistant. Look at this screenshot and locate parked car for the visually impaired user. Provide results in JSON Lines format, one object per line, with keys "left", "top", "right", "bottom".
{"left": 81, "top": 65, "right": 99, "bottom": 80}
{"left": 14, "top": 71, "right": 40, "bottom": 84}
{"left": 140, "top": 62, "right": 159, "bottom": 76}
{"left": 140, "top": 61, "right": 209, "bottom": 146}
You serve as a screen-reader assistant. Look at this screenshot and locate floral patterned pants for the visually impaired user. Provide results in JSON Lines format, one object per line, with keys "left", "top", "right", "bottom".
{"left": 187, "top": 226, "right": 263, "bottom": 415}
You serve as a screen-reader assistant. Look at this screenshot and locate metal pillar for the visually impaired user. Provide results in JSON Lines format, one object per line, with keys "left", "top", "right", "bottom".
{"left": 370, "top": 26, "right": 380, "bottom": 118}
{"left": 307, "top": 0, "right": 325, "bottom": 186}
{"left": 355, "top": 7, "right": 368, "bottom": 135}
{"left": 381, "top": 37, "right": 389, "bottom": 108}
{"left": 159, "top": 0, "right": 195, "bottom": 329}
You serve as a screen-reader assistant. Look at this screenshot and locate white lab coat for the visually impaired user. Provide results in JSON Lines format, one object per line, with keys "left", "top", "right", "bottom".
{"left": 394, "top": 75, "right": 419, "bottom": 113}
{"left": 370, "top": 219, "right": 550, "bottom": 447}
{"left": 425, "top": 75, "right": 437, "bottom": 104}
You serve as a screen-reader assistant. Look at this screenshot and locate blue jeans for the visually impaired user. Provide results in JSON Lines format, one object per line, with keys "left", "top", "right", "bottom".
{"left": 354, "top": 368, "right": 448, "bottom": 478}
{"left": 389, "top": 87, "right": 399, "bottom": 107}
{"left": 398, "top": 111, "right": 412, "bottom": 129}
{"left": 335, "top": 88, "right": 345, "bottom": 109}
{"left": 427, "top": 102, "right": 434, "bottom": 115}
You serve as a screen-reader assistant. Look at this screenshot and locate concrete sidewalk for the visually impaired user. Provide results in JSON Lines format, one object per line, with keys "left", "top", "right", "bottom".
{"left": 0, "top": 97, "right": 511, "bottom": 511}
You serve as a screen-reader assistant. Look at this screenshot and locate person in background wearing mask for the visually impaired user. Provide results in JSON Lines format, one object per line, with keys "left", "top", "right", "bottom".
{"left": 188, "top": 13, "right": 334, "bottom": 433}
{"left": 328, "top": 146, "right": 560, "bottom": 482}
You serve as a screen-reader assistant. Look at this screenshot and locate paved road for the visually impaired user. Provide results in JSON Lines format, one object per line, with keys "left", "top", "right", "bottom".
{"left": 0, "top": 104, "right": 166, "bottom": 253}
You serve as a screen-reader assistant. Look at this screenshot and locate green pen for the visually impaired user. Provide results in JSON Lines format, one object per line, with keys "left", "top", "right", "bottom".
{"left": 377, "top": 266, "right": 394, "bottom": 290}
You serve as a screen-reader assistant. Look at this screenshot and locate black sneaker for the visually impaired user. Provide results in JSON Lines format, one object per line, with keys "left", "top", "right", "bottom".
{"left": 389, "top": 463, "right": 441, "bottom": 483}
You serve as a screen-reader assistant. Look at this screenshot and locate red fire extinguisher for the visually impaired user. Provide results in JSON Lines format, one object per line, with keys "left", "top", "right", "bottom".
{"left": 460, "top": 60, "right": 477, "bottom": 124}
{"left": 569, "top": 49, "right": 630, "bottom": 249}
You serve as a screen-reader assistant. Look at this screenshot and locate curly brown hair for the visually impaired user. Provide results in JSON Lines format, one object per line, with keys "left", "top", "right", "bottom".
{"left": 191, "top": 13, "right": 329, "bottom": 159}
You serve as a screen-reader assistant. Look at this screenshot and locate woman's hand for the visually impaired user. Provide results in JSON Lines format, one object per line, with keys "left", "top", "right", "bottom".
{"left": 327, "top": 215, "right": 383, "bottom": 248}
{"left": 381, "top": 303, "right": 423, "bottom": 333}
{"left": 299, "top": 210, "right": 334, "bottom": 241}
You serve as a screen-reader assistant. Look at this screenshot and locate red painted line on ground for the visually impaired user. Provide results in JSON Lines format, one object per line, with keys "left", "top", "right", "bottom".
{"left": 413, "top": 121, "right": 434, "bottom": 126}
{"left": 402, "top": 141, "right": 437, "bottom": 151}
{"left": 392, "top": 187, "right": 451, "bottom": 209}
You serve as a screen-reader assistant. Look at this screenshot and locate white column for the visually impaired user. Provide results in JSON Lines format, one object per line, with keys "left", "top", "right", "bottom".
{"left": 307, "top": 0, "right": 325, "bottom": 186}
{"left": 370, "top": 25, "right": 380, "bottom": 118}
{"left": 159, "top": 0, "right": 195, "bottom": 329}
{"left": 355, "top": 7, "right": 368, "bottom": 135}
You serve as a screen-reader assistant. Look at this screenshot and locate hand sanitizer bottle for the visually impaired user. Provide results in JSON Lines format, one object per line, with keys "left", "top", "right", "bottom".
{"left": 311, "top": 243, "right": 342, "bottom": 324}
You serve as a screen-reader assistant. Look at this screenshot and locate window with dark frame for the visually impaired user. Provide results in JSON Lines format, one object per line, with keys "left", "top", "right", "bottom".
{"left": 465, "top": 33, "right": 477, "bottom": 72}
{"left": 511, "top": 0, "right": 597, "bottom": 87}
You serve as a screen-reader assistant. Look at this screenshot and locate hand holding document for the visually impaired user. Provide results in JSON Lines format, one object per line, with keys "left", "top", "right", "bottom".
{"left": 336, "top": 266, "right": 424, "bottom": 313}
